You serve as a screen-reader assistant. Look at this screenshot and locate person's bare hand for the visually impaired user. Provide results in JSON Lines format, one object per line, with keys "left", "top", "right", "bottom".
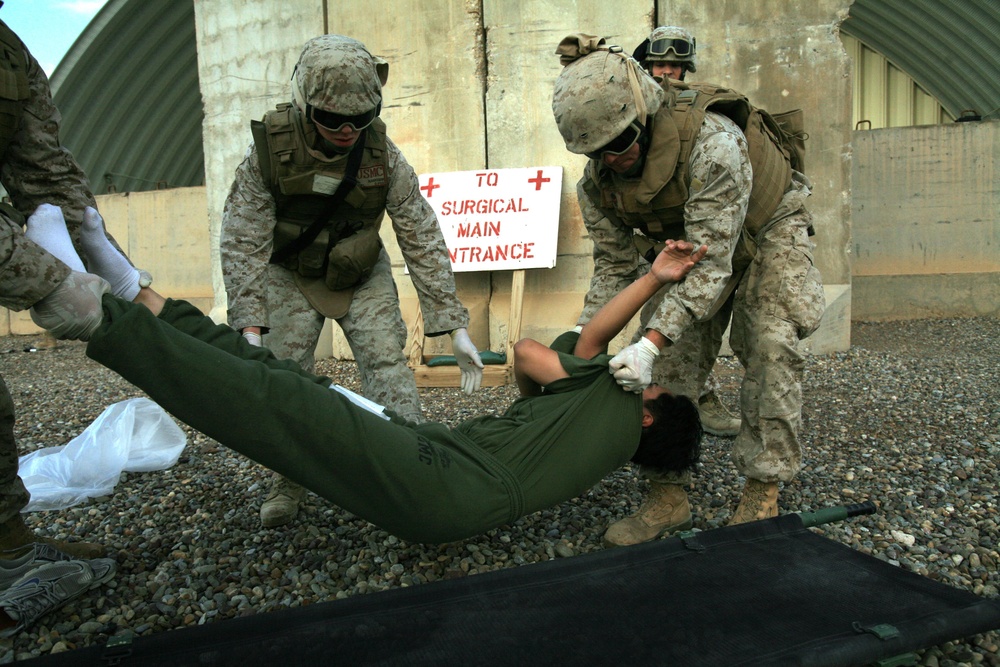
{"left": 650, "top": 239, "right": 708, "bottom": 284}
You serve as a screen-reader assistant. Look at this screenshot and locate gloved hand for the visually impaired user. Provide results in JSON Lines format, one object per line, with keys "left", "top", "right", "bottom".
{"left": 29, "top": 271, "right": 110, "bottom": 341}
{"left": 608, "top": 337, "right": 660, "bottom": 393}
{"left": 450, "top": 327, "right": 484, "bottom": 395}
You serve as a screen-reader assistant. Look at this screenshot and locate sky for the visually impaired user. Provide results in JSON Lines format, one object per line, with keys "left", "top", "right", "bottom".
{"left": 1, "top": 0, "right": 109, "bottom": 75}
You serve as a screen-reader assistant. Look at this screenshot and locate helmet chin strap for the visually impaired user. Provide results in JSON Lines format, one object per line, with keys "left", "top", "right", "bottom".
{"left": 290, "top": 68, "right": 306, "bottom": 113}
{"left": 623, "top": 55, "right": 649, "bottom": 128}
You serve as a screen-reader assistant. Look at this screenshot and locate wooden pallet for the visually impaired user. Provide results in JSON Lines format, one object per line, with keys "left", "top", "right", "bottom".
{"left": 407, "top": 270, "right": 523, "bottom": 388}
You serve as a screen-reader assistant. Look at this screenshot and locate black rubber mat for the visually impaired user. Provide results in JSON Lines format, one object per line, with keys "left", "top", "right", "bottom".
{"left": 23, "top": 512, "right": 1000, "bottom": 666}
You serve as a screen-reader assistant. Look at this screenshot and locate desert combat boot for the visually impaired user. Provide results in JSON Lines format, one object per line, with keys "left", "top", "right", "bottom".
{"left": 728, "top": 478, "right": 779, "bottom": 525}
{"left": 603, "top": 482, "right": 692, "bottom": 547}
{"left": 697, "top": 390, "right": 740, "bottom": 437}
{"left": 260, "top": 475, "right": 307, "bottom": 528}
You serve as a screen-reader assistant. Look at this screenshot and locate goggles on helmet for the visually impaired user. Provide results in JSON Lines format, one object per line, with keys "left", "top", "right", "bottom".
{"left": 648, "top": 37, "right": 695, "bottom": 58}
{"left": 585, "top": 121, "right": 643, "bottom": 160}
{"left": 310, "top": 104, "right": 379, "bottom": 133}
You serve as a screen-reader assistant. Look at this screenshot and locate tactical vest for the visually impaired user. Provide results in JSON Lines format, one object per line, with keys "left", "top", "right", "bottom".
{"left": 0, "top": 20, "right": 29, "bottom": 164}
{"left": 252, "top": 103, "right": 389, "bottom": 288}
{"left": 582, "top": 82, "right": 793, "bottom": 242}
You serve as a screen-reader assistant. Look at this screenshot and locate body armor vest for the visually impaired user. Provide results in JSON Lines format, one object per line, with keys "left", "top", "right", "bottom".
{"left": 0, "top": 21, "right": 29, "bottom": 164}
{"left": 252, "top": 103, "right": 389, "bottom": 288}
{"left": 582, "top": 82, "right": 793, "bottom": 242}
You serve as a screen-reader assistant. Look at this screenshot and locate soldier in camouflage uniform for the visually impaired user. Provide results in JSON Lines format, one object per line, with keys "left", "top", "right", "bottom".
{"left": 632, "top": 25, "right": 742, "bottom": 438}
{"left": 551, "top": 35, "right": 826, "bottom": 547}
{"left": 0, "top": 18, "right": 137, "bottom": 559}
{"left": 633, "top": 25, "right": 698, "bottom": 83}
{"left": 221, "top": 35, "right": 483, "bottom": 529}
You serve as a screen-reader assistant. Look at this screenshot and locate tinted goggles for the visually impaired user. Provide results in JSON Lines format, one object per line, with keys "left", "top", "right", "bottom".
{"left": 648, "top": 37, "right": 695, "bottom": 58}
{"left": 310, "top": 105, "right": 379, "bottom": 132}
{"left": 585, "top": 122, "right": 643, "bottom": 160}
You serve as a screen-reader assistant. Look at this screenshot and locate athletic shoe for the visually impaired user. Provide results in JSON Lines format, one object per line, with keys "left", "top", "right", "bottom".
{"left": 0, "top": 543, "right": 75, "bottom": 592}
{"left": 0, "top": 559, "right": 117, "bottom": 638}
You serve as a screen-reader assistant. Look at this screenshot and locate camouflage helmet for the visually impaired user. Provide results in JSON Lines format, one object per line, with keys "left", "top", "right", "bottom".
{"left": 291, "top": 35, "right": 388, "bottom": 115}
{"left": 644, "top": 25, "right": 697, "bottom": 73}
{"left": 551, "top": 44, "right": 663, "bottom": 156}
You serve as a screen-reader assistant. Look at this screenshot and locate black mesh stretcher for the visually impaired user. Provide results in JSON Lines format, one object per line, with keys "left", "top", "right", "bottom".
{"left": 25, "top": 504, "right": 1000, "bottom": 666}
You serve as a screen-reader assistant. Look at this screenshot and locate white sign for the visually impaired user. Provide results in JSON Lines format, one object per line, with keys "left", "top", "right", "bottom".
{"left": 418, "top": 166, "right": 562, "bottom": 272}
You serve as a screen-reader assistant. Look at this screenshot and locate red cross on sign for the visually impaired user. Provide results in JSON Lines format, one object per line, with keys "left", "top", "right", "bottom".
{"left": 420, "top": 177, "right": 440, "bottom": 198}
{"left": 527, "top": 170, "right": 551, "bottom": 191}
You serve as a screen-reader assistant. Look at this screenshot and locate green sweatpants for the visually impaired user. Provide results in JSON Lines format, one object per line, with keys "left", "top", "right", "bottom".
{"left": 86, "top": 296, "right": 518, "bottom": 544}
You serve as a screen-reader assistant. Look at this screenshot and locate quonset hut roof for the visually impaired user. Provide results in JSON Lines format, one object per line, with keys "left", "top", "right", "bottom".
{"left": 842, "top": 0, "right": 1000, "bottom": 121}
{"left": 49, "top": 0, "right": 202, "bottom": 194}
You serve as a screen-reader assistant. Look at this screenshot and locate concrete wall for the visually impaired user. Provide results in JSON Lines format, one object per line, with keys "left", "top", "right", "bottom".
{"left": 851, "top": 120, "right": 1000, "bottom": 320}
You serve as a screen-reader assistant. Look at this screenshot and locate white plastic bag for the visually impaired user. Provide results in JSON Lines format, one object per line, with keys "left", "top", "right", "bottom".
{"left": 18, "top": 398, "right": 188, "bottom": 511}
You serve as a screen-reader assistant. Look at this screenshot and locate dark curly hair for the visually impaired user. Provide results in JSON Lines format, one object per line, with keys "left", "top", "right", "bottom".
{"left": 631, "top": 393, "right": 702, "bottom": 473}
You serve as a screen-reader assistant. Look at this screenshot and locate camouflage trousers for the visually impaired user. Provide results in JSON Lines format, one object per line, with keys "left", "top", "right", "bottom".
{"left": 643, "top": 211, "right": 826, "bottom": 485}
{"left": 263, "top": 249, "right": 423, "bottom": 423}
{"left": 0, "top": 375, "right": 30, "bottom": 523}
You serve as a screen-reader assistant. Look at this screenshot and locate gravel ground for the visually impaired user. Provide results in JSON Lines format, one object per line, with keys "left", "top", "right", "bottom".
{"left": 0, "top": 316, "right": 997, "bottom": 665}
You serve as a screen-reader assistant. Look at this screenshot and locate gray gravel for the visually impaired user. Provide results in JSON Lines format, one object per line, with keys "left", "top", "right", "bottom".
{"left": 0, "top": 316, "right": 997, "bottom": 665}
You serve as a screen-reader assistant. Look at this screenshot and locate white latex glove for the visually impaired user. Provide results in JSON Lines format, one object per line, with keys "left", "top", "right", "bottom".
{"left": 450, "top": 327, "right": 484, "bottom": 395}
{"left": 30, "top": 271, "right": 110, "bottom": 341}
{"left": 242, "top": 329, "right": 263, "bottom": 346}
{"left": 608, "top": 337, "right": 660, "bottom": 393}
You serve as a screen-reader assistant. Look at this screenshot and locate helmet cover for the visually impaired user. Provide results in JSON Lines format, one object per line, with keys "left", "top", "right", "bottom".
{"left": 291, "top": 34, "right": 388, "bottom": 115}
{"left": 552, "top": 46, "right": 663, "bottom": 155}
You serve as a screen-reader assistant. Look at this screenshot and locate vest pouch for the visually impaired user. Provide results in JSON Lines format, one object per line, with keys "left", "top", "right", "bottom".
{"left": 743, "top": 110, "right": 791, "bottom": 236}
{"left": 325, "top": 226, "right": 382, "bottom": 291}
{"left": 0, "top": 105, "right": 19, "bottom": 160}
{"left": 633, "top": 235, "right": 663, "bottom": 264}
{"left": 0, "top": 68, "right": 26, "bottom": 161}
{"left": 770, "top": 108, "right": 807, "bottom": 173}
{"left": 273, "top": 221, "right": 328, "bottom": 278}
{"left": 296, "top": 229, "right": 330, "bottom": 278}
{"left": 0, "top": 64, "right": 26, "bottom": 102}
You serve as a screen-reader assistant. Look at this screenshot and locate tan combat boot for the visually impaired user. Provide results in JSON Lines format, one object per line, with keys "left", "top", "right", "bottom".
{"left": 260, "top": 475, "right": 306, "bottom": 528}
{"left": 698, "top": 390, "right": 740, "bottom": 437}
{"left": 728, "top": 478, "right": 779, "bottom": 525}
{"left": 603, "top": 483, "right": 692, "bottom": 547}
{"left": 0, "top": 514, "right": 105, "bottom": 559}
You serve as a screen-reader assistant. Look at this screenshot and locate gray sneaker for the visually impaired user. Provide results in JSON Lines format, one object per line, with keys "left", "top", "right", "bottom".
{"left": 0, "top": 559, "right": 117, "bottom": 638}
{"left": 0, "top": 543, "right": 75, "bottom": 592}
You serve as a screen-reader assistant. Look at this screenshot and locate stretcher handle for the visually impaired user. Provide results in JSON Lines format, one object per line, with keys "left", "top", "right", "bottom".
{"left": 798, "top": 501, "right": 877, "bottom": 529}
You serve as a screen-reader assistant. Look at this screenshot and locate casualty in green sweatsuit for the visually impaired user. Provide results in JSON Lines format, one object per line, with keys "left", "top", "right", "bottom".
{"left": 37, "top": 212, "right": 706, "bottom": 544}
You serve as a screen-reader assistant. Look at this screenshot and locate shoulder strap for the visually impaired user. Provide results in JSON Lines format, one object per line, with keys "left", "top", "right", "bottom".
{"left": 268, "top": 132, "right": 368, "bottom": 265}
